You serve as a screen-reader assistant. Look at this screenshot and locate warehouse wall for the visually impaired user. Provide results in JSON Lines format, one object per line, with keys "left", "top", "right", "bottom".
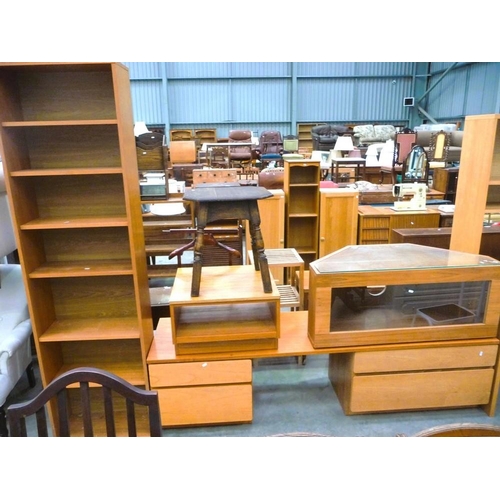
{"left": 123, "top": 62, "right": 500, "bottom": 141}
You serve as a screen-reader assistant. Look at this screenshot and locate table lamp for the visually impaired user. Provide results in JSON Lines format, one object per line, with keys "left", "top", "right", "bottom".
{"left": 333, "top": 135, "right": 354, "bottom": 158}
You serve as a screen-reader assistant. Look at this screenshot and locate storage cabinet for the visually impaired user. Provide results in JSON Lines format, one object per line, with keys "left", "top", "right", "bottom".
{"left": 329, "top": 343, "right": 498, "bottom": 414}
{"left": 168, "top": 265, "right": 281, "bottom": 355}
{"left": 0, "top": 63, "right": 153, "bottom": 432}
{"left": 357, "top": 206, "right": 441, "bottom": 245}
{"left": 433, "top": 167, "right": 459, "bottom": 203}
{"left": 284, "top": 160, "right": 321, "bottom": 268}
{"left": 307, "top": 243, "right": 500, "bottom": 349}
{"left": 149, "top": 359, "right": 252, "bottom": 427}
{"left": 451, "top": 114, "right": 500, "bottom": 252}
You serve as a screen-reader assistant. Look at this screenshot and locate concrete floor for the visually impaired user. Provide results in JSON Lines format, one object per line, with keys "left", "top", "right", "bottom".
{"left": 5, "top": 353, "right": 500, "bottom": 438}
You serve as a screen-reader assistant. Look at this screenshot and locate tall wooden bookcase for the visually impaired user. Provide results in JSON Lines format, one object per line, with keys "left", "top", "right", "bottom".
{"left": 0, "top": 63, "right": 154, "bottom": 429}
{"left": 450, "top": 114, "right": 500, "bottom": 253}
{"left": 283, "top": 159, "right": 321, "bottom": 268}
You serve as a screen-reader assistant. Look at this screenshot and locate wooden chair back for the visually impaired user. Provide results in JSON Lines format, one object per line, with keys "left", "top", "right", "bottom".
{"left": 7, "top": 367, "right": 162, "bottom": 437}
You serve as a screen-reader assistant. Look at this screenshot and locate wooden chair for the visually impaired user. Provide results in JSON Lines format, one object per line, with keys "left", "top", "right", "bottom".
{"left": 7, "top": 367, "right": 162, "bottom": 437}
{"left": 170, "top": 129, "right": 193, "bottom": 142}
{"left": 380, "top": 128, "right": 416, "bottom": 184}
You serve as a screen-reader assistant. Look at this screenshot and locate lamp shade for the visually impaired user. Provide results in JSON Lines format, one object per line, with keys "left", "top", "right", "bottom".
{"left": 334, "top": 135, "right": 354, "bottom": 151}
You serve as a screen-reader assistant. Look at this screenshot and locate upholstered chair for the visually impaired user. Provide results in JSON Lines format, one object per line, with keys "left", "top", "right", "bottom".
{"left": 0, "top": 165, "right": 35, "bottom": 436}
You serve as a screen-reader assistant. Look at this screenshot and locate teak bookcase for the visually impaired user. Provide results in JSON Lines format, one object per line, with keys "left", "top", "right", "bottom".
{"left": 0, "top": 63, "right": 154, "bottom": 434}
{"left": 283, "top": 159, "right": 321, "bottom": 269}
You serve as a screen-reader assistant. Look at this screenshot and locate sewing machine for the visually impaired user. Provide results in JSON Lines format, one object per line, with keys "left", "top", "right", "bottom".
{"left": 392, "top": 182, "right": 427, "bottom": 211}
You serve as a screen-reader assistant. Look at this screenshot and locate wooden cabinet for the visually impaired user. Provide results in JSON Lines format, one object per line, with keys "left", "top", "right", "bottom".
{"left": 284, "top": 160, "right": 321, "bottom": 268}
{"left": 451, "top": 114, "right": 500, "bottom": 253}
{"left": 308, "top": 243, "right": 500, "bottom": 415}
{"left": 245, "top": 189, "right": 284, "bottom": 260}
{"left": 0, "top": 64, "right": 153, "bottom": 417}
{"left": 319, "top": 188, "right": 359, "bottom": 257}
{"left": 357, "top": 206, "right": 441, "bottom": 245}
{"left": 168, "top": 265, "right": 281, "bottom": 355}
{"left": 433, "top": 167, "right": 459, "bottom": 203}
{"left": 297, "top": 123, "right": 324, "bottom": 152}
{"left": 329, "top": 343, "right": 498, "bottom": 414}
{"left": 149, "top": 359, "right": 252, "bottom": 427}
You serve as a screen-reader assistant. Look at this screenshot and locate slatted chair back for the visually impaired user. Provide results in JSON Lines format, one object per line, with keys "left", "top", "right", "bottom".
{"left": 7, "top": 367, "right": 162, "bottom": 437}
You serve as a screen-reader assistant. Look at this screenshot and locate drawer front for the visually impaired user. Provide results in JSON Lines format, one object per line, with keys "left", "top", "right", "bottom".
{"left": 360, "top": 217, "right": 390, "bottom": 229}
{"left": 350, "top": 368, "right": 494, "bottom": 413}
{"left": 149, "top": 359, "right": 252, "bottom": 388}
{"left": 353, "top": 345, "right": 498, "bottom": 374}
{"left": 158, "top": 384, "right": 252, "bottom": 426}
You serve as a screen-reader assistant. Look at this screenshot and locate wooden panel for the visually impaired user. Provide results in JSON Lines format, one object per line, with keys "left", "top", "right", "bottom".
{"left": 245, "top": 189, "right": 285, "bottom": 255}
{"left": 353, "top": 345, "right": 498, "bottom": 373}
{"left": 451, "top": 115, "right": 500, "bottom": 253}
{"left": 157, "top": 384, "right": 252, "bottom": 426}
{"left": 319, "top": 188, "right": 359, "bottom": 257}
{"left": 349, "top": 369, "right": 494, "bottom": 413}
{"left": 149, "top": 359, "right": 251, "bottom": 388}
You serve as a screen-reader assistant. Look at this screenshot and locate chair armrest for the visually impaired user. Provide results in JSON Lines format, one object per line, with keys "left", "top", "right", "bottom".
{"left": 0, "top": 319, "right": 32, "bottom": 360}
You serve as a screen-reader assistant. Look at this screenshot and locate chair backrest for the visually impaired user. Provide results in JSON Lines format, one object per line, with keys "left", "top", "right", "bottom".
{"left": 170, "top": 129, "right": 193, "bottom": 142}
{"left": 283, "top": 136, "right": 299, "bottom": 153}
{"left": 228, "top": 130, "right": 253, "bottom": 160}
{"left": 169, "top": 140, "right": 197, "bottom": 164}
{"left": 258, "top": 130, "right": 283, "bottom": 155}
{"left": 393, "top": 129, "right": 417, "bottom": 165}
{"left": 7, "top": 367, "right": 162, "bottom": 437}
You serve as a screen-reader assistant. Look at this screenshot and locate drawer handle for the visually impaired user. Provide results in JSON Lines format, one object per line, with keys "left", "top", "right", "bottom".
{"left": 202, "top": 362, "right": 208, "bottom": 368}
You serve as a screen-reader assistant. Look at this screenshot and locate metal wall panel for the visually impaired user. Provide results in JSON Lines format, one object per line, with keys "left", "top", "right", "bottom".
{"left": 163, "top": 62, "right": 290, "bottom": 79}
{"left": 168, "top": 79, "right": 230, "bottom": 123}
{"left": 297, "top": 78, "right": 355, "bottom": 122}
{"left": 297, "top": 76, "right": 413, "bottom": 123}
{"left": 123, "top": 62, "right": 162, "bottom": 80}
{"left": 464, "top": 63, "right": 500, "bottom": 115}
{"left": 231, "top": 79, "right": 289, "bottom": 122}
{"left": 296, "top": 62, "right": 415, "bottom": 77}
{"left": 130, "top": 80, "right": 164, "bottom": 124}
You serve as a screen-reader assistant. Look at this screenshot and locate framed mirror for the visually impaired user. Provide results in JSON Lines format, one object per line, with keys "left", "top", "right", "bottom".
{"left": 402, "top": 145, "right": 428, "bottom": 183}
{"left": 428, "top": 130, "right": 450, "bottom": 162}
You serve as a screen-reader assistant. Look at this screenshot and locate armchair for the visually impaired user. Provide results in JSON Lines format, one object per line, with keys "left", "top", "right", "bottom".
{"left": 255, "top": 130, "right": 284, "bottom": 168}
{"left": 0, "top": 165, "right": 35, "bottom": 436}
{"left": 311, "top": 125, "right": 352, "bottom": 151}
{"left": 228, "top": 129, "right": 256, "bottom": 177}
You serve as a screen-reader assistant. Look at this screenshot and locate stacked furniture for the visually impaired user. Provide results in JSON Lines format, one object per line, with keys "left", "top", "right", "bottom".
{"left": 0, "top": 62, "right": 154, "bottom": 436}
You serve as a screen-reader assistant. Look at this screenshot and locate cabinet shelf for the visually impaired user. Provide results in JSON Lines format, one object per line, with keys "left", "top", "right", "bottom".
{"left": 174, "top": 303, "right": 278, "bottom": 344}
{"left": 28, "top": 259, "right": 133, "bottom": 278}
{"left": 39, "top": 317, "right": 142, "bottom": 342}
{"left": 11, "top": 167, "right": 122, "bottom": 176}
{"left": 2, "top": 119, "right": 118, "bottom": 127}
{"left": 20, "top": 215, "right": 129, "bottom": 229}
{"left": 55, "top": 362, "right": 145, "bottom": 388}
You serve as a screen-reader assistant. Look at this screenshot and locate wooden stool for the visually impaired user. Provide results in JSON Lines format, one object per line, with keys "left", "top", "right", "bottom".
{"left": 183, "top": 184, "right": 274, "bottom": 297}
